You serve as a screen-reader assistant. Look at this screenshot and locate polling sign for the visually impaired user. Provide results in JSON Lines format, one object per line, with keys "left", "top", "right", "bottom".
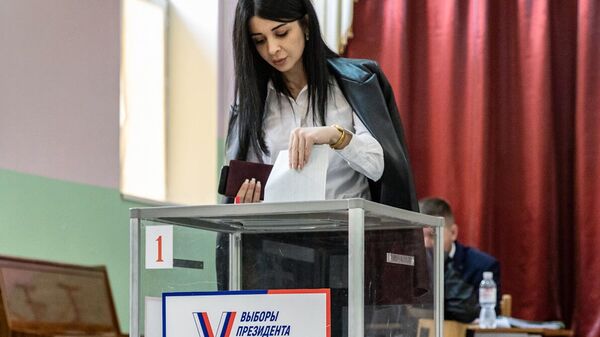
{"left": 162, "top": 289, "right": 330, "bottom": 337}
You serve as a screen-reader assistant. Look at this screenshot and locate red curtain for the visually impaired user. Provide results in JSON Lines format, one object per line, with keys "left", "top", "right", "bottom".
{"left": 345, "top": 1, "right": 600, "bottom": 336}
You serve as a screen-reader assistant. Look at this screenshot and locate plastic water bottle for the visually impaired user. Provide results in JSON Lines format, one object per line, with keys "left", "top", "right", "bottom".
{"left": 479, "top": 271, "right": 497, "bottom": 328}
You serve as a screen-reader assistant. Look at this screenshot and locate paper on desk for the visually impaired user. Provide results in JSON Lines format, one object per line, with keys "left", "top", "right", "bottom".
{"left": 494, "top": 316, "right": 511, "bottom": 328}
{"left": 264, "top": 145, "right": 329, "bottom": 202}
{"left": 506, "top": 316, "right": 565, "bottom": 329}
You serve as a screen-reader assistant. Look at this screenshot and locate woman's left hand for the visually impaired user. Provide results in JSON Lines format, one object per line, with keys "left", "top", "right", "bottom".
{"left": 288, "top": 126, "right": 340, "bottom": 169}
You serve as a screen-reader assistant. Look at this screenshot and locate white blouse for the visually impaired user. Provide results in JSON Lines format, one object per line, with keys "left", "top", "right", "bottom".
{"left": 246, "top": 79, "right": 384, "bottom": 200}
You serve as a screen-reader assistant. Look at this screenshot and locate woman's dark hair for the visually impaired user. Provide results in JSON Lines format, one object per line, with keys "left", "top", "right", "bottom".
{"left": 229, "top": 0, "right": 338, "bottom": 160}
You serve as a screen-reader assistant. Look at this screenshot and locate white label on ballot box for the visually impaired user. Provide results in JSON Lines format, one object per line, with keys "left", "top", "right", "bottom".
{"left": 146, "top": 225, "right": 173, "bottom": 269}
{"left": 145, "top": 296, "right": 162, "bottom": 337}
{"left": 163, "top": 289, "right": 330, "bottom": 337}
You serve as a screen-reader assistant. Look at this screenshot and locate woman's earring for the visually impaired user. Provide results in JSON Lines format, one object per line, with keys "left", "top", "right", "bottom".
{"left": 305, "top": 32, "right": 309, "bottom": 41}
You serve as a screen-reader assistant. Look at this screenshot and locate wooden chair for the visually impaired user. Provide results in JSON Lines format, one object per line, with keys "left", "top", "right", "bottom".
{"left": 500, "top": 294, "right": 512, "bottom": 317}
{"left": 417, "top": 319, "right": 467, "bottom": 337}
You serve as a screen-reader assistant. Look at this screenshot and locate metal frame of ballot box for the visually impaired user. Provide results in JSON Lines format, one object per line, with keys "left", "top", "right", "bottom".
{"left": 130, "top": 198, "right": 444, "bottom": 337}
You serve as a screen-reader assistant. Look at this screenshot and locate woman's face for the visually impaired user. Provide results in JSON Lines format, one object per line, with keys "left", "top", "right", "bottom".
{"left": 248, "top": 16, "right": 306, "bottom": 77}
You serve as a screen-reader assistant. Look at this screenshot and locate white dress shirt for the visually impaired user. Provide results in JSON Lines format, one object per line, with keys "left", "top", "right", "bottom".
{"left": 449, "top": 242, "right": 456, "bottom": 259}
{"left": 245, "top": 79, "right": 384, "bottom": 200}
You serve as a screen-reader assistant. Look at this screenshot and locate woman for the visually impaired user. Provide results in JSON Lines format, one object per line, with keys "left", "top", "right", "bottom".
{"left": 220, "top": 0, "right": 429, "bottom": 335}
{"left": 227, "top": 0, "right": 417, "bottom": 210}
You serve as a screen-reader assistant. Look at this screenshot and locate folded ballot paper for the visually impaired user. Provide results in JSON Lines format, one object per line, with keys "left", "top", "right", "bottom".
{"left": 264, "top": 145, "right": 329, "bottom": 202}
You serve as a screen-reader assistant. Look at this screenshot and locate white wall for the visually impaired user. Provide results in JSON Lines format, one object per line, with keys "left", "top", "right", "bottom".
{"left": 0, "top": 1, "right": 132, "bottom": 332}
{"left": 218, "top": 0, "right": 237, "bottom": 140}
{"left": 0, "top": 0, "right": 121, "bottom": 189}
{"left": 167, "top": 0, "right": 220, "bottom": 204}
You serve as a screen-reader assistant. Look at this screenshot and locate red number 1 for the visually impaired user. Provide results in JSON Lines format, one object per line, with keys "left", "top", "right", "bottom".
{"left": 155, "top": 235, "right": 164, "bottom": 262}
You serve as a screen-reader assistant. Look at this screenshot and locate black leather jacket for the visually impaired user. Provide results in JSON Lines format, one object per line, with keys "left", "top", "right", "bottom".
{"left": 327, "top": 57, "right": 419, "bottom": 211}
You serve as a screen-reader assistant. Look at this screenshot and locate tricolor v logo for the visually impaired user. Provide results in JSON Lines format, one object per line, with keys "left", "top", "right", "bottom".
{"left": 193, "top": 312, "right": 237, "bottom": 337}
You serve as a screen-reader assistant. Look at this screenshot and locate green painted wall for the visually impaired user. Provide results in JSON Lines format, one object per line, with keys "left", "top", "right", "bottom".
{"left": 0, "top": 168, "right": 148, "bottom": 333}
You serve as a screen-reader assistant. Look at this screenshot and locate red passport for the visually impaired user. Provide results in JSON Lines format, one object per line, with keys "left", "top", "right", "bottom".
{"left": 218, "top": 160, "right": 274, "bottom": 200}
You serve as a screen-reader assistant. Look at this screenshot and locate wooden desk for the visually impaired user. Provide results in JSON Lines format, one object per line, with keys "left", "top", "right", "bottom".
{"left": 467, "top": 326, "right": 574, "bottom": 337}
{"left": 417, "top": 319, "right": 574, "bottom": 337}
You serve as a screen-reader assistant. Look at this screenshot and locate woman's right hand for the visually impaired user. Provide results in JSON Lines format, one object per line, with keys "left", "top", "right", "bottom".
{"left": 289, "top": 126, "right": 342, "bottom": 169}
{"left": 236, "top": 178, "right": 261, "bottom": 203}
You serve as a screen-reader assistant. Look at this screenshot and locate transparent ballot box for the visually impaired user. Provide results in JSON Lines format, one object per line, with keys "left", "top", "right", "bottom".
{"left": 130, "top": 199, "right": 444, "bottom": 337}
